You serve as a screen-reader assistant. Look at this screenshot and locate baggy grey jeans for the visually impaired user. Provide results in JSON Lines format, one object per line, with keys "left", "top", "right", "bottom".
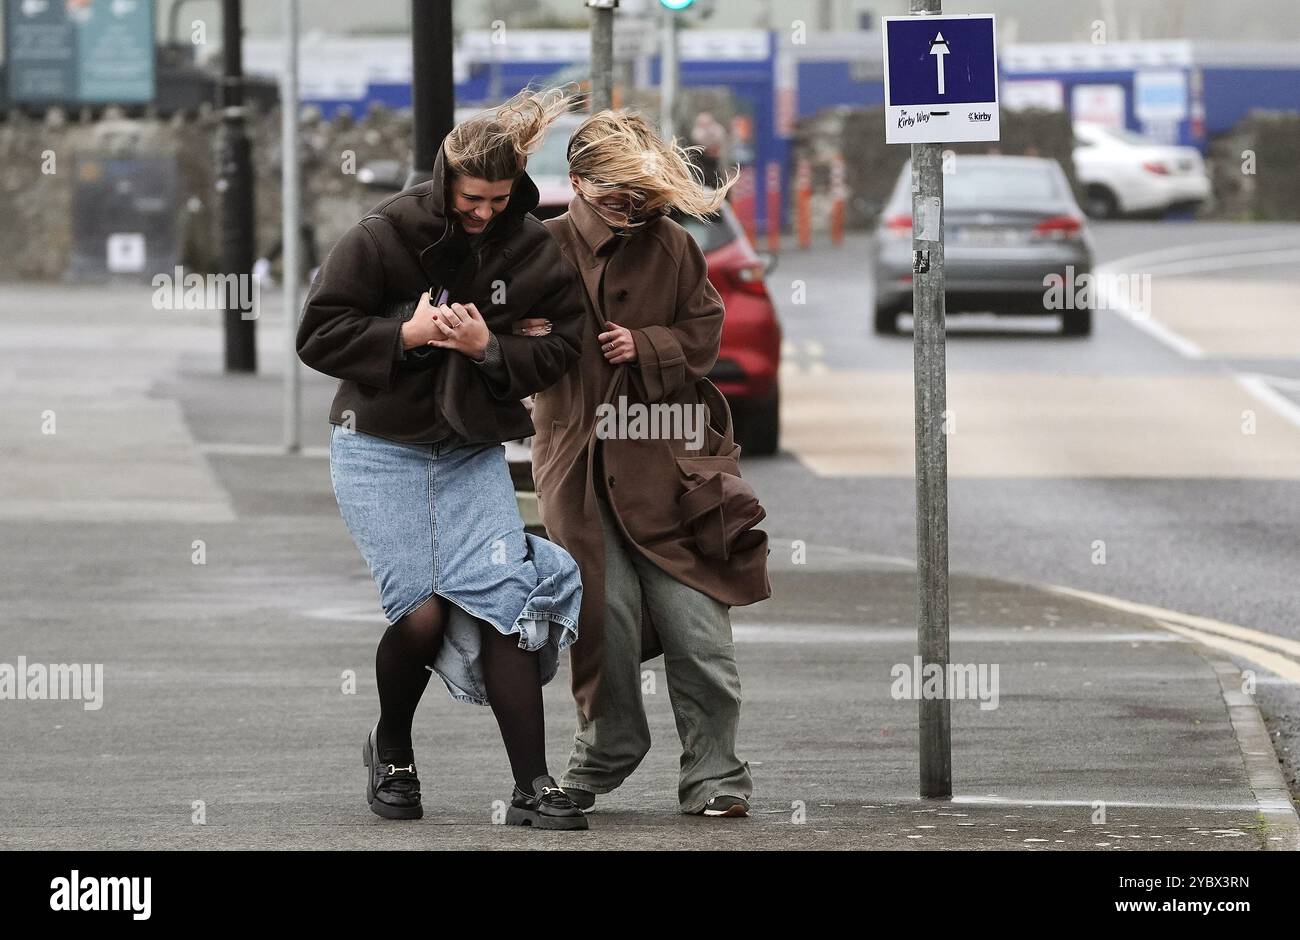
{"left": 561, "top": 493, "right": 753, "bottom": 814}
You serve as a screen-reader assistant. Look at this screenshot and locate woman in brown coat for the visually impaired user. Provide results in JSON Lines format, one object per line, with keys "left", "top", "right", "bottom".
{"left": 522, "top": 111, "right": 771, "bottom": 817}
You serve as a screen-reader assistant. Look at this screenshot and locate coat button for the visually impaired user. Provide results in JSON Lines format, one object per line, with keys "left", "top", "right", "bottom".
{"left": 607, "top": 474, "right": 616, "bottom": 489}
{"left": 615, "top": 288, "right": 628, "bottom": 302}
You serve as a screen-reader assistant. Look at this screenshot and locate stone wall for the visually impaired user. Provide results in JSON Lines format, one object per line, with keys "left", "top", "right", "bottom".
{"left": 0, "top": 102, "right": 417, "bottom": 282}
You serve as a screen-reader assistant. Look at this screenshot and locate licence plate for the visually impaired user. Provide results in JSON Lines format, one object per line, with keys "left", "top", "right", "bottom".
{"left": 952, "top": 226, "right": 1025, "bottom": 246}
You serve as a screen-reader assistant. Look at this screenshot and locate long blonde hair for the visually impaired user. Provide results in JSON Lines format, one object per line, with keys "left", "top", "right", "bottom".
{"left": 443, "top": 86, "right": 580, "bottom": 181}
{"left": 566, "top": 110, "right": 739, "bottom": 229}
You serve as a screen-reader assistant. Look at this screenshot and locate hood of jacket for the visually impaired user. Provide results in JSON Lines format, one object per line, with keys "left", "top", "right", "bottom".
{"left": 366, "top": 141, "right": 543, "bottom": 270}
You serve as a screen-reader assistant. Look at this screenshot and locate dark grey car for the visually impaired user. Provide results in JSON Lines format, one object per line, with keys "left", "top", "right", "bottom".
{"left": 871, "top": 155, "right": 1096, "bottom": 336}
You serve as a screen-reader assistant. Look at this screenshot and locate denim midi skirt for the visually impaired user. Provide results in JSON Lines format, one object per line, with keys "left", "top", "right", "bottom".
{"left": 329, "top": 426, "right": 582, "bottom": 706}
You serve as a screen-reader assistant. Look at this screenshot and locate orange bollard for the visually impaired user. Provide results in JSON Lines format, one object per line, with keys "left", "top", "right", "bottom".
{"left": 795, "top": 157, "right": 811, "bottom": 250}
{"left": 765, "top": 161, "right": 781, "bottom": 254}
{"left": 830, "top": 153, "right": 846, "bottom": 247}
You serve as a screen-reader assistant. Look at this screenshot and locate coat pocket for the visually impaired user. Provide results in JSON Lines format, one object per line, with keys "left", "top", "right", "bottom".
{"left": 674, "top": 453, "right": 766, "bottom": 561}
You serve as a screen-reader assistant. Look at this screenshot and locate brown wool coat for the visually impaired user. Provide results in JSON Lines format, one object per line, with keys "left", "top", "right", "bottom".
{"left": 534, "top": 195, "right": 772, "bottom": 721}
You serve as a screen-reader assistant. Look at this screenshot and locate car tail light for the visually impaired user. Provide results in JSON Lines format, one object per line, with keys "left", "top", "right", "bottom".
{"left": 883, "top": 213, "right": 913, "bottom": 238}
{"left": 1032, "top": 214, "right": 1084, "bottom": 242}
{"left": 1142, "top": 161, "right": 1170, "bottom": 176}
{"left": 732, "top": 263, "right": 770, "bottom": 296}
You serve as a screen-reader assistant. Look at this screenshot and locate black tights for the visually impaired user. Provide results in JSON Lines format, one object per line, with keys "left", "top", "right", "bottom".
{"left": 373, "top": 596, "right": 548, "bottom": 793}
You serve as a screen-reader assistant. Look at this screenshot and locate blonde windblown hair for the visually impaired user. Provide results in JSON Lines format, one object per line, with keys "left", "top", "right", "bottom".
{"left": 566, "top": 110, "right": 739, "bottom": 229}
{"left": 443, "top": 86, "right": 580, "bottom": 181}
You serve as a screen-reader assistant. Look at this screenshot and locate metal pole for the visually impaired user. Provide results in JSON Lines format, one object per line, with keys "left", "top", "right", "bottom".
{"left": 587, "top": 0, "right": 618, "bottom": 113}
{"left": 281, "top": 0, "right": 301, "bottom": 454}
{"left": 218, "top": 0, "right": 256, "bottom": 373}
{"left": 407, "top": 0, "right": 455, "bottom": 189}
{"left": 910, "top": 0, "right": 952, "bottom": 799}
{"left": 660, "top": 7, "right": 678, "bottom": 140}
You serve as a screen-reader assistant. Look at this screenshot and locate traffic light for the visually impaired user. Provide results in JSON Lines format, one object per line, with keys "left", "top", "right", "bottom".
{"left": 658, "top": 0, "right": 696, "bottom": 9}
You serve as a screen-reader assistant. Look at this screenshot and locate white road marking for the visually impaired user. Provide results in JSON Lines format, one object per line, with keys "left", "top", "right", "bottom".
{"left": 1099, "top": 235, "right": 1300, "bottom": 272}
{"left": 1137, "top": 247, "right": 1300, "bottom": 278}
{"left": 198, "top": 442, "right": 330, "bottom": 458}
{"left": 1237, "top": 374, "right": 1300, "bottom": 430}
{"left": 1250, "top": 374, "right": 1300, "bottom": 392}
{"left": 730, "top": 624, "right": 1188, "bottom": 644}
{"left": 1101, "top": 287, "right": 1206, "bottom": 359}
{"left": 778, "top": 339, "right": 829, "bottom": 376}
{"left": 1098, "top": 238, "right": 1300, "bottom": 431}
{"left": 304, "top": 606, "right": 384, "bottom": 623}
{"left": 950, "top": 795, "right": 1268, "bottom": 812}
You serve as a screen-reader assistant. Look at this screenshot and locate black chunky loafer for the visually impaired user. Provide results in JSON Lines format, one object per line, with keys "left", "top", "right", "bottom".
{"left": 361, "top": 724, "right": 423, "bottom": 820}
{"left": 505, "top": 774, "right": 589, "bottom": 830}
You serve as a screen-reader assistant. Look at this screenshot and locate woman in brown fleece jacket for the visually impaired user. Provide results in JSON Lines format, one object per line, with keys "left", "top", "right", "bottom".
{"left": 296, "top": 89, "right": 590, "bottom": 830}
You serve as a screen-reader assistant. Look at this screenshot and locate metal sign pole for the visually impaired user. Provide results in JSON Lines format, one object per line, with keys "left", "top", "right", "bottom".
{"left": 909, "top": 0, "right": 952, "bottom": 799}
{"left": 588, "top": 0, "right": 618, "bottom": 113}
{"left": 660, "top": 7, "right": 678, "bottom": 139}
{"left": 282, "top": 0, "right": 301, "bottom": 454}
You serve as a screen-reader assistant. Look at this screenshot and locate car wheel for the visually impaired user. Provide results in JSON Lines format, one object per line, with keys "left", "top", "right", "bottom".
{"left": 734, "top": 392, "right": 780, "bottom": 456}
{"left": 1083, "top": 185, "right": 1120, "bottom": 220}
{"left": 874, "top": 303, "right": 901, "bottom": 335}
{"left": 1062, "top": 308, "right": 1092, "bottom": 337}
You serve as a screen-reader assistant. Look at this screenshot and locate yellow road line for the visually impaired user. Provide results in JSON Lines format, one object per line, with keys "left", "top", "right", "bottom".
{"left": 1157, "top": 621, "right": 1300, "bottom": 685}
{"left": 1045, "top": 584, "right": 1300, "bottom": 660}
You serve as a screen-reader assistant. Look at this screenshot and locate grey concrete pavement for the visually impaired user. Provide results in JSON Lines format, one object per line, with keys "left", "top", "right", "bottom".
{"left": 765, "top": 221, "right": 1300, "bottom": 804}
{"left": 0, "top": 280, "right": 1295, "bottom": 850}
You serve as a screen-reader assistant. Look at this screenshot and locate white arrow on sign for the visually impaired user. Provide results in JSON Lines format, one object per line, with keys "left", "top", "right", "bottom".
{"left": 929, "top": 32, "right": 951, "bottom": 95}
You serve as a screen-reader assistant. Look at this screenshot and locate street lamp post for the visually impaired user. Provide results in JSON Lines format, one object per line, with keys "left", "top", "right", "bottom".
{"left": 217, "top": 0, "right": 256, "bottom": 373}
{"left": 281, "top": 0, "right": 301, "bottom": 454}
{"left": 407, "top": 0, "right": 455, "bottom": 188}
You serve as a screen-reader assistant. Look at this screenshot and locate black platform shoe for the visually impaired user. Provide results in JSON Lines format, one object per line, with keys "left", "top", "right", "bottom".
{"left": 361, "top": 724, "right": 423, "bottom": 820}
{"left": 505, "top": 774, "right": 589, "bottom": 830}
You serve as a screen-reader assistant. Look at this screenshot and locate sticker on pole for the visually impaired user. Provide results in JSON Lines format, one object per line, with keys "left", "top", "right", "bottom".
{"left": 882, "top": 14, "right": 1000, "bottom": 145}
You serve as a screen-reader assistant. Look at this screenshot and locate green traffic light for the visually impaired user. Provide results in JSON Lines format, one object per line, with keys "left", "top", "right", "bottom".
{"left": 659, "top": 0, "right": 696, "bottom": 9}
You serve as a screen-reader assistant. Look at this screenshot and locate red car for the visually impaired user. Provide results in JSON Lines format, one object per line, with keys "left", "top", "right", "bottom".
{"left": 670, "top": 204, "right": 782, "bottom": 455}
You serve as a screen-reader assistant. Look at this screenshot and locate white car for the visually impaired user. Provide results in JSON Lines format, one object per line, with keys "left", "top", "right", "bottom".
{"left": 1072, "top": 122, "right": 1212, "bottom": 219}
